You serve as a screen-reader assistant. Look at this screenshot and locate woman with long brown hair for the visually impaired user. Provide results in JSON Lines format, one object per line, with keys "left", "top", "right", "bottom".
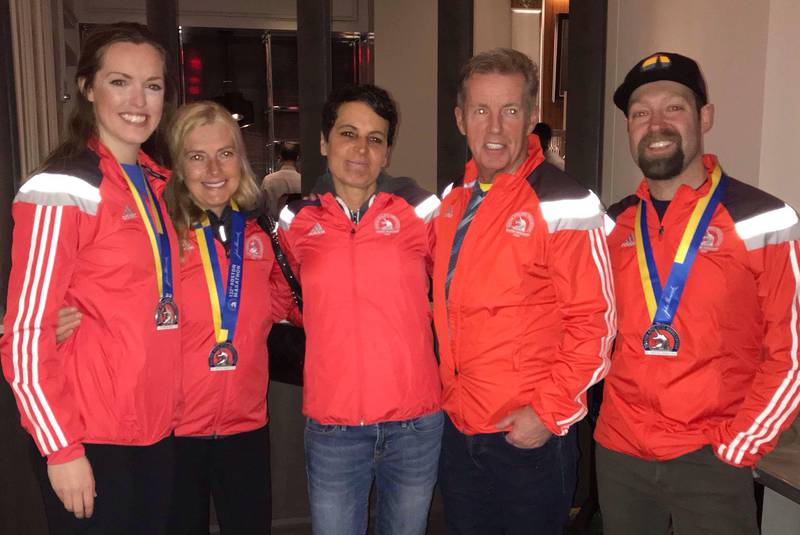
{"left": 1, "top": 23, "right": 180, "bottom": 534}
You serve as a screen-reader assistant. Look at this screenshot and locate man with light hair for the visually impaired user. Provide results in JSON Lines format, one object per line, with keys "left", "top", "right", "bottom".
{"left": 432, "top": 48, "right": 615, "bottom": 534}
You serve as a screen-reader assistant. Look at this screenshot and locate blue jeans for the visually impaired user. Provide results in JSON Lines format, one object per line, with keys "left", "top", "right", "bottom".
{"left": 304, "top": 411, "right": 444, "bottom": 535}
{"left": 439, "top": 413, "right": 578, "bottom": 535}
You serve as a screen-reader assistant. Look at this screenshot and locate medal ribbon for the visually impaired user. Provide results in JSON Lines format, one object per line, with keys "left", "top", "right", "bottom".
{"left": 194, "top": 202, "right": 245, "bottom": 344}
{"left": 120, "top": 165, "right": 175, "bottom": 300}
{"left": 635, "top": 163, "right": 727, "bottom": 324}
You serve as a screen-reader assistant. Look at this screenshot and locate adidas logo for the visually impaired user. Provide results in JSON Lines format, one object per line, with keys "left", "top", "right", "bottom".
{"left": 122, "top": 205, "right": 137, "bottom": 221}
{"left": 307, "top": 222, "right": 325, "bottom": 236}
{"left": 621, "top": 233, "right": 635, "bottom": 248}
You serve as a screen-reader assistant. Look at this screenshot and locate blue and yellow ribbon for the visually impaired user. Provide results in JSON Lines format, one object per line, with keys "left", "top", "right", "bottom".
{"left": 635, "top": 164, "right": 726, "bottom": 324}
{"left": 120, "top": 165, "right": 174, "bottom": 301}
{"left": 194, "top": 202, "right": 245, "bottom": 345}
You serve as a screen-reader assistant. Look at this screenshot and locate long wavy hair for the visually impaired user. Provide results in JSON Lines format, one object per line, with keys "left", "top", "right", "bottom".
{"left": 165, "top": 101, "right": 261, "bottom": 241}
{"left": 41, "top": 22, "right": 171, "bottom": 168}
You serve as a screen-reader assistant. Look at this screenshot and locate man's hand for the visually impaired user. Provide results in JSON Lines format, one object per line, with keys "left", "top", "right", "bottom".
{"left": 55, "top": 306, "right": 82, "bottom": 344}
{"left": 495, "top": 405, "right": 553, "bottom": 449}
{"left": 47, "top": 456, "right": 96, "bottom": 519}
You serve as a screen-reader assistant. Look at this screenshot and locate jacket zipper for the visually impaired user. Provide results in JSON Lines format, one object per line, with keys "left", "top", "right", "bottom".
{"left": 350, "top": 221, "right": 365, "bottom": 425}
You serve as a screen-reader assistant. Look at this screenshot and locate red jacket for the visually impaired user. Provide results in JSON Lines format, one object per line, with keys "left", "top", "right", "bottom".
{"left": 278, "top": 173, "right": 442, "bottom": 425}
{"left": 596, "top": 155, "right": 800, "bottom": 467}
{"left": 1, "top": 140, "right": 181, "bottom": 464}
{"left": 433, "top": 135, "right": 615, "bottom": 436}
{"left": 175, "top": 217, "right": 292, "bottom": 437}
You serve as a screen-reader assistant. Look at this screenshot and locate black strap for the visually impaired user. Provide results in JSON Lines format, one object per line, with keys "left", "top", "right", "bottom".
{"left": 257, "top": 214, "right": 303, "bottom": 312}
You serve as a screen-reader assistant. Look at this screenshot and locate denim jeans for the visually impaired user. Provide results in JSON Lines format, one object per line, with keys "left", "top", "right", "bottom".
{"left": 438, "top": 413, "right": 578, "bottom": 535}
{"left": 304, "top": 410, "right": 444, "bottom": 535}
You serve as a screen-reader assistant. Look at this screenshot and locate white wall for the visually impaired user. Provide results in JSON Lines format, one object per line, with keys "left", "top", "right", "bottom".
{"left": 758, "top": 0, "right": 800, "bottom": 209}
{"left": 473, "top": 0, "right": 511, "bottom": 53}
{"left": 603, "top": 0, "right": 771, "bottom": 206}
{"left": 374, "top": 0, "right": 438, "bottom": 192}
{"left": 511, "top": 11, "right": 541, "bottom": 77}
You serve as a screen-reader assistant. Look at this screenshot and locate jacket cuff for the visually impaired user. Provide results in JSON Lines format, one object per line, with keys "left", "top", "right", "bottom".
{"left": 711, "top": 442, "right": 756, "bottom": 467}
{"left": 46, "top": 443, "right": 85, "bottom": 465}
{"left": 707, "top": 425, "right": 758, "bottom": 468}
{"left": 529, "top": 399, "right": 566, "bottom": 436}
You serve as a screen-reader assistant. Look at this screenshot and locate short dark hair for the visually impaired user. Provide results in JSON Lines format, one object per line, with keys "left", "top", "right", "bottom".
{"left": 279, "top": 141, "right": 300, "bottom": 162}
{"left": 321, "top": 84, "right": 398, "bottom": 146}
{"left": 457, "top": 48, "right": 539, "bottom": 112}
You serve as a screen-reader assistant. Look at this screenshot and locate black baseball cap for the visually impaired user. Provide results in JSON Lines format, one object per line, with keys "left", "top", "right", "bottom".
{"left": 613, "top": 52, "right": 708, "bottom": 112}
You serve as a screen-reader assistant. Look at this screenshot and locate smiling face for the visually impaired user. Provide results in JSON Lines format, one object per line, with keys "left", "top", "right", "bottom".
{"left": 320, "top": 101, "right": 390, "bottom": 193}
{"left": 84, "top": 41, "right": 165, "bottom": 164}
{"left": 181, "top": 121, "right": 241, "bottom": 216}
{"left": 627, "top": 80, "right": 714, "bottom": 181}
{"left": 456, "top": 72, "right": 536, "bottom": 182}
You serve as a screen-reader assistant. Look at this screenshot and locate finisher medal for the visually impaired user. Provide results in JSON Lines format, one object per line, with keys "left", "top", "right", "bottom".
{"left": 120, "top": 164, "right": 178, "bottom": 330}
{"left": 635, "top": 162, "right": 727, "bottom": 357}
{"left": 642, "top": 323, "right": 680, "bottom": 357}
{"left": 195, "top": 202, "right": 245, "bottom": 372}
{"left": 209, "top": 341, "right": 239, "bottom": 370}
{"left": 155, "top": 296, "right": 179, "bottom": 330}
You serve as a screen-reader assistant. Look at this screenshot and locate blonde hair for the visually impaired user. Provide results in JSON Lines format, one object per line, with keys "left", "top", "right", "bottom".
{"left": 165, "top": 101, "right": 261, "bottom": 239}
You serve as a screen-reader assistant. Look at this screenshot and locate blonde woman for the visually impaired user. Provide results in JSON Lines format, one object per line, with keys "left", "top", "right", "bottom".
{"left": 165, "top": 101, "right": 293, "bottom": 534}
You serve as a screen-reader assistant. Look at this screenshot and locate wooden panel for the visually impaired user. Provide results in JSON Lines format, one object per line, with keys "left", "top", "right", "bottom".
{"left": 540, "top": 0, "right": 569, "bottom": 129}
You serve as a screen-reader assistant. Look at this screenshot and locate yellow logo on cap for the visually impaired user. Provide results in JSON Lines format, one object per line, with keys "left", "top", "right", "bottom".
{"left": 641, "top": 54, "right": 671, "bottom": 71}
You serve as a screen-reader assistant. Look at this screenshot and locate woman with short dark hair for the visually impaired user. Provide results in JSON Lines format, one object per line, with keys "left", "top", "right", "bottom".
{"left": 278, "top": 84, "right": 443, "bottom": 535}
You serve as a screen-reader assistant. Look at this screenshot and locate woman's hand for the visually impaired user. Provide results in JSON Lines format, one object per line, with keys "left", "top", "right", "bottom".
{"left": 55, "top": 306, "right": 82, "bottom": 344}
{"left": 47, "top": 455, "right": 96, "bottom": 519}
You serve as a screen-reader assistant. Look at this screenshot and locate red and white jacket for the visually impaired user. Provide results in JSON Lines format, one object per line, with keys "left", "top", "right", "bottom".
{"left": 278, "top": 173, "right": 442, "bottom": 425}
{"left": 596, "top": 155, "right": 800, "bottom": 467}
{"left": 433, "top": 135, "right": 615, "bottom": 436}
{"left": 1, "top": 139, "right": 182, "bottom": 464}
{"left": 175, "top": 216, "right": 292, "bottom": 437}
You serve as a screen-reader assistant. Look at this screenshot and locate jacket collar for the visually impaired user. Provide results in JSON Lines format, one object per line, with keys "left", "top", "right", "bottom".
{"left": 311, "top": 170, "right": 402, "bottom": 221}
{"left": 88, "top": 136, "right": 171, "bottom": 185}
{"left": 311, "top": 170, "right": 395, "bottom": 196}
{"left": 461, "top": 133, "right": 546, "bottom": 190}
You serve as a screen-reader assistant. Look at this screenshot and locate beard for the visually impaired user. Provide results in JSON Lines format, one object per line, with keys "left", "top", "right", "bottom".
{"left": 636, "top": 130, "right": 685, "bottom": 181}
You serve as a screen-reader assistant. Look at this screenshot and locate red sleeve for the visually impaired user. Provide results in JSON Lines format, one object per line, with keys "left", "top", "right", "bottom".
{"left": 276, "top": 225, "right": 303, "bottom": 327}
{"left": 528, "top": 200, "right": 616, "bottom": 436}
{"left": 1, "top": 198, "right": 87, "bottom": 465}
{"left": 712, "top": 221, "right": 800, "bottom": 467}
{"left": 268, "top": 256, "right": 297, "bottom": 323}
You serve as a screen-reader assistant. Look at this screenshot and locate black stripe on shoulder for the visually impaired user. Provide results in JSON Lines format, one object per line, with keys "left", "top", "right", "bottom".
{"left": 450, "top": 175, "right": 465, "bottom": 188}
{"left": 526, "top": 161, "right": 592, "bottom": 201}
{"left": 607, "top": 194, "right": 639, "bottom": 221}
{"left": 721, "top": 175, "right": 785, "bottom": 223}
{"left": 39, "top": 148, "right": 103, "bottom": 188}
{"left": 286, "top": 197, "right": 321, "bottom": 216}
{"left": 379, "top": 176, "right": 434, "bottom": 207}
